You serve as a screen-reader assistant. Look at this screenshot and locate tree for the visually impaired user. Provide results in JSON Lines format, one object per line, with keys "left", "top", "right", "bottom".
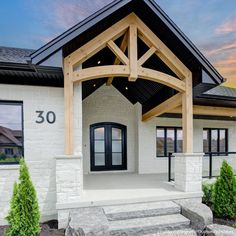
{"left": 213, "top": 160, "right": 236, "bottom": 218}
{"left": 5, "top": 183, "right": 20, "bottom": 236}
{"left": 5, "top": 159, "right": 40, "bottom": 236}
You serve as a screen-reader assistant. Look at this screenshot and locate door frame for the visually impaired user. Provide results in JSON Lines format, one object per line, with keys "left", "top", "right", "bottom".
{"left": 90, "top": 122, "right": 127, "bottom": 171}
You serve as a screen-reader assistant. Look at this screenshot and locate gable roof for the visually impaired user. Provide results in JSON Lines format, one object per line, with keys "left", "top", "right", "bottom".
{"left": 29, "top": 0, "right": 224, "bottom": 85}
{"left": 0, "top": 126, "right": 22, "bottom": 146}
{"left": 204, "top": 86, "right": 236, "bottom": 100}
{"left": 0, "top": 46, "right": 35, "bottom": 64}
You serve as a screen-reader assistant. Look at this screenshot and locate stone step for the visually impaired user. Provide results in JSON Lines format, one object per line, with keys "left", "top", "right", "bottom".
{"left": 144, "top": 228, "right": 197, "bottom": 236}
{"left": 103, "top": 201, "right": 180, "bottom": 220}
{"left": 108, "top": 214, "right": 190, "bottom": 236}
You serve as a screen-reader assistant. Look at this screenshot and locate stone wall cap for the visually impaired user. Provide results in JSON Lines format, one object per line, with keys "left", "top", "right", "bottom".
{"left": 173, "top": 153, "right": 204, "bottom": 157}
{"left": 0, "top": 164, "right": 19, "bottom": 170}
{"left": 55, "top": 154, "right": 82, "bottom": 160}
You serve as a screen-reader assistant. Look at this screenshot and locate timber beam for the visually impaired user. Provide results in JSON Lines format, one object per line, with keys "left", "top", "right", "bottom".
{"left": 142, "top": 93, "right": 182, "bottom": 121}
{"left": 170, "top": 105, "right": 236, "bottom": 117}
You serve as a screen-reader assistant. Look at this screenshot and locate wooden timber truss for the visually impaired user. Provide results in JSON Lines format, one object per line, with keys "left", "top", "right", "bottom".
{"left": 64, "top": 13, "right": 193, "bottom": 155}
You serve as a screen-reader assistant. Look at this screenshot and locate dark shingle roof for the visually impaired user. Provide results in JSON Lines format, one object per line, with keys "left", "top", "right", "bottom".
{"left": 204, "top": 86, "right": 236, "bottom": 99}
{"left": 0, "top": 46, "right": 35, "bottom": 64}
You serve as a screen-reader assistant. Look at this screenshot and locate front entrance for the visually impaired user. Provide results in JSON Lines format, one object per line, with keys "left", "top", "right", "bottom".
{"left": 90, "top": 122, "right": 127, "bottom": 171}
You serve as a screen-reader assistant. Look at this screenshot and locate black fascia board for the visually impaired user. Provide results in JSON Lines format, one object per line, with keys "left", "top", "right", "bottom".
{"left": 0, "top": 61, "right": 63, "bottom": 75}
{"left": 198, "top": 93, "right": 236, "bottom": 102}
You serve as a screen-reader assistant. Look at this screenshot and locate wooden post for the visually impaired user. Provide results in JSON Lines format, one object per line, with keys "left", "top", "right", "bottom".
{"left": 182, "top": 72, "right": 193, "bottom": 153}
{"left": 64, "top": 57, "right": 74, "bottom": 155}
{"left": 128, "top": 24, "right": 138, "bottom": 81}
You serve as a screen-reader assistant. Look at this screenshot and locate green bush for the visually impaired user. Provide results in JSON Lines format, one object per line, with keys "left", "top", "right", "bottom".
{"left": 5, "top": 159, "right": 40, "bottom": 236}
{"left": 213, "top": 160, "right": 236, "bottom": 218}
{"left": 202, "top": 182, "right": 214, "bottom": 206}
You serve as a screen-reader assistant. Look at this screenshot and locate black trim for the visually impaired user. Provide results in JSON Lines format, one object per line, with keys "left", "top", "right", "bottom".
{"left": 0, "top": 100, "right": 24, "bottom": 165}
{"left": 203, "top": 128, "right": 228, "bottom": 156}
{"left": 90, "top": 122, "right": 127, "bottom": 171}
{"left": 156, "top": 126, "right": 182, "bottom": 157}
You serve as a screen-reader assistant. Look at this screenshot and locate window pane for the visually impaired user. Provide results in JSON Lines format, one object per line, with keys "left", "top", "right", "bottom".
{"left": 0, "top": 104, "right": 23, "bottom": 163}
{"left": 203, "top": 130, "right": 209, "bottom": 153}
{"left": 112, "top": 153, "right": 122, "bottom": 165}
{"left": 94, "top": 127, "right": 104, "bottom": 139}
{"left": 95, "top": 140, "right": 105, "bottom": 152}
{"left": 112, "top": 140, "right": 122, "bottom": 152}
{"left": 94, "top": 153, "right": 105, "bottom": 166}
{"left": 112, "top": 128, "right": 122, "bottom": 140}
{"left": 211, "top": 130, "right": 218, "bottom": 152}
{"left": 167, "top": 128, "right": 175, "bottom": 154}
{"left": 219, "top": 130, "right": 226, "bottom": 152}
{"left": 176, "top": 129, "right": 183, "bottom": 152}
{"left": 156, "top": 129, "right": 165, "bottom": 156}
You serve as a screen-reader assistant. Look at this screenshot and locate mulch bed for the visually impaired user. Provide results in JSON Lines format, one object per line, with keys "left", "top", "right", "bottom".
{"left": 0, "top": 220, "right": 65, "bottom": 236}
{"left": 214, "top": 217, "right": 236, "bottom": 228}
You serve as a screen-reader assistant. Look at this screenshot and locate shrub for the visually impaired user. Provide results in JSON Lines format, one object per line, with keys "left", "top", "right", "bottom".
{"left": 202, "top": 182, "right": 214, "bottom": 206}
{"left": 5, "top": 183, "right": 21, "bottom": 236}
{"left": 213, "top": 160, "right": 236, "bottom": 218}
{"left": 5, "top": 159, "right": 40, "bottom": 236}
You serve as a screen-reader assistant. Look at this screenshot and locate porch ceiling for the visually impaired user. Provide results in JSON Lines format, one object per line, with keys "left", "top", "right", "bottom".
{"left": 81, "top": 37, "right": 176, "bottom": 110}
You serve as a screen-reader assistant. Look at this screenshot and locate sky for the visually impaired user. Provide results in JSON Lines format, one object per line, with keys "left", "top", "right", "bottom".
{"left": 0, "top": 0, "right": 236, "bottom": 87}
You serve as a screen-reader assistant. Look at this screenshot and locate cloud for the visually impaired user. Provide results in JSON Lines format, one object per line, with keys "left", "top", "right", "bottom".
{"left": 216, "top": 16, "right": 236, "bottom": 34}
{"left": 40, "top": 0, "right": 111, "bottom": 33}
{"left": 213, "top": 51, "right": 236, "bottom": 85}
{"left": 204, "top": 41, "right": 236, "bottom": 56}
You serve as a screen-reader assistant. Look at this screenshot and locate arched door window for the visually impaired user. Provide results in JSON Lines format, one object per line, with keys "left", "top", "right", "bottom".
{"left": 90, "top": 122, "right": 127, "bottom": 171}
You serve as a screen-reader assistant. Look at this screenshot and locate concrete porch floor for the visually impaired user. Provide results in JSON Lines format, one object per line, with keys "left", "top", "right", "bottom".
{"left": 80, "top": 173, "right": 202, "bottom": 206}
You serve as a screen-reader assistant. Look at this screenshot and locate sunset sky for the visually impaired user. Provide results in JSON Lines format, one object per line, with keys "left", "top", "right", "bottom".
{"left": 0, "top": 0, "right": 235, "bottom": 87}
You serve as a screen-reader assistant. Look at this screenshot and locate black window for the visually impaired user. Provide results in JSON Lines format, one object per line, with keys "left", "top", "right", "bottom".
{"left": 90, "top": 122, "right": 127, "bottom": 171}
{"left": 0, "top": 102, "right": 23, "bottom": 164}
{"left": 203, "top": 128, "right": 228, "bottom": 155}
{"left": 156, "top": 127, "right": 182, "bottom": 157}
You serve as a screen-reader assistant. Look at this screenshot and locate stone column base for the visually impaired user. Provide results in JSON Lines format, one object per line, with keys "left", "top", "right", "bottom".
{"left": 174, "top": 153, "right": 203, "bottom": 192}
{"left": 55, "top": 155, "right": 82, "bottom": 228}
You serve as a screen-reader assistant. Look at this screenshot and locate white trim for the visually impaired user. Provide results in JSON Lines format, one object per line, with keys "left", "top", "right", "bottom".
{"left": 0, "top": 165, "right": 19, "bottom": 170}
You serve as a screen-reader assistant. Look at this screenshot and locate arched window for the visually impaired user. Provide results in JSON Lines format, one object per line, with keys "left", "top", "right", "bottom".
{"left": 90, "top": 122, "right": 127, "bottom": 171}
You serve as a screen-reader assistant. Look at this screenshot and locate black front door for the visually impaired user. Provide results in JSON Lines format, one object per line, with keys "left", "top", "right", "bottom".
{"left": 90, "top": 122, "right": 127, "bottom": 171}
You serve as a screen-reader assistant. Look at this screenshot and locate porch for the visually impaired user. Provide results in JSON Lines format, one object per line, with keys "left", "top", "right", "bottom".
{"left": 78, "top": 173, "right": 202, "bottom": 207}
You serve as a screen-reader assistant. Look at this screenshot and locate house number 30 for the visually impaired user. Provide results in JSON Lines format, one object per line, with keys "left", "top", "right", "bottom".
{"left": 36, "top": 111, "right": 56, "bottom": 124}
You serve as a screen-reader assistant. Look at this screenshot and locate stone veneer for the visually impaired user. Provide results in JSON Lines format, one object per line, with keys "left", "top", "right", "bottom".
{"left": 174, "top": 153, "right": 203, "bottom": 192}
{"left": 56, "top": 155, "right": 83, "bottom": 228}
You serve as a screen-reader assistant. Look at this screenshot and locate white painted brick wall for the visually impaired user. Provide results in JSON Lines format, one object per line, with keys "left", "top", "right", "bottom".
{"left": 82, "top": 85, "right": 138, "bottom": 173}
{"left": 0, "top": 84, "right": 64, "bottom": 224}
{"left": 0, "top": 83, "right": 235, "bottom": 225}
{"left": 138, "top": 117, "right": 236, "bottom": 174}
{"left": 0, "top": 165, "right": 19, "bottom": 224}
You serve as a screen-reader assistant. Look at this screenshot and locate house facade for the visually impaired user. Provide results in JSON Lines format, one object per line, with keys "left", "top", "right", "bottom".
{"left": 0, "top": 0, "right": 235, "bottom": 227}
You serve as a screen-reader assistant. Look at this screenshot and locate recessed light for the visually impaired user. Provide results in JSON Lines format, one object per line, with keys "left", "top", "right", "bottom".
{"left": 125, "top": 86, "right": 128, "bottom": 90}
{"left": 93, "top": 84, "right": 96, "bottom": 87}
{"left": 97, "top": 60, "right": 101, "bottom": 65}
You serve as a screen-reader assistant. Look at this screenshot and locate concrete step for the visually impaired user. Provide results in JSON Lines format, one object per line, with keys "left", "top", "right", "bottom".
{"left": 108, "top": 214, "right": 190, "bottom": 236}
{"left": 103, "top": 201, "right": 180, "bottom": 220}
